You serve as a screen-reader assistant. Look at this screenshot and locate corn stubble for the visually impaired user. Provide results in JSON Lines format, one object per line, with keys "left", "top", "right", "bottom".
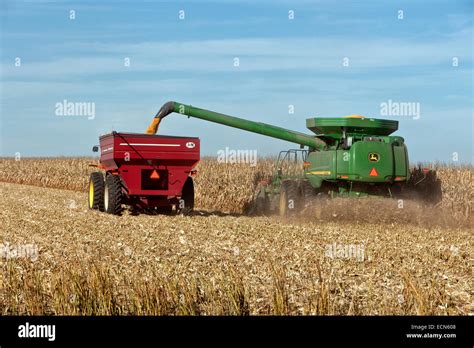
{"left": 0, "top": 158, "right": 472, "bottom": 315}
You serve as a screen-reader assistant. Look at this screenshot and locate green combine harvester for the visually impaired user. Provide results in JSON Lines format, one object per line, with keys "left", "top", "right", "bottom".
{"left": 146, "top": 101, "right": 441, "bottom": 215}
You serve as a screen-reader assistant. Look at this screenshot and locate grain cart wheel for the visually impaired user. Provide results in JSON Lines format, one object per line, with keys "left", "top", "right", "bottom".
{"left": 88, "top": 172, "right": 105, "bottom": 211}
{"left": 156, "top": 205, "right": 173, "bottom": 215}
{"left": 177, "top": 177, "right": 194, "bottom": 215}
{"left": 279, "top": 180, "right": 299, "bottom": 216}
{"left": 104, "top": 174, "right": 123, "bottom": 215}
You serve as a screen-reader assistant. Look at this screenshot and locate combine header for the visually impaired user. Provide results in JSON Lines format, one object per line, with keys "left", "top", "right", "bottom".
{"left": 89, "top": 101, "right": 440, "bottom": 216}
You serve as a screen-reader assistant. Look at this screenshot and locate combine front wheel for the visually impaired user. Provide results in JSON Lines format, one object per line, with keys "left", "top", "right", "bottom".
{"left": 279, "top": 180, "right": 299, "bottom": 216}
{"left": 88, "top": 172, "right": 105, "bottom": 211}
{"left": 104, "top": 174, "right": 123, "bottom": 215}
{"left": 299, "top": 180, "right": 315, "bottom": 210}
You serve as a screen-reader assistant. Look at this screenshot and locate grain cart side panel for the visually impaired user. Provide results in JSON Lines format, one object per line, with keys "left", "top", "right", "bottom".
{"left": 99, "top": 134, "right": 118, "bottom": 170}
{"left": 99, "top": 132, "right": 200, "bottom": 204}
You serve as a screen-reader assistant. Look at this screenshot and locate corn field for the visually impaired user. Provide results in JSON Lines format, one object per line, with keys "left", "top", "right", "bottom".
{"left": 0, "top": 157, "right": 471, "bottom": 217}
{"left": 0, "top": 157, "right": 472, "bottom": 315}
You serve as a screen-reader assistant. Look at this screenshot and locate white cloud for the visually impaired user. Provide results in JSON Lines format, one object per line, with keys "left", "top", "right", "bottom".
{"left": 2, "top": 31, "right": 471, "bottom": 79}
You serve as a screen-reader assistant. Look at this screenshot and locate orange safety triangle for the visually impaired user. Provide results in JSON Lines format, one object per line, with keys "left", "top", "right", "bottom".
{"left": 150, "top": 170, "right": 160, "bottom": 179}
{"left": 369, "top": 168, "right": 378, "bottom": 177}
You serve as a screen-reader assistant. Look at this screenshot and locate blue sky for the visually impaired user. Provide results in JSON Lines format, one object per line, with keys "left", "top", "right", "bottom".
{"left": 1, "top": 0, "right": 472, "bottom": 163}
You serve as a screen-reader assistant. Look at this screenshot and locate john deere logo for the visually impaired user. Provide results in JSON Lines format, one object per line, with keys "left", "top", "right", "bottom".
{"left": 368, "top": 153, "right": 380, "bottom": 162}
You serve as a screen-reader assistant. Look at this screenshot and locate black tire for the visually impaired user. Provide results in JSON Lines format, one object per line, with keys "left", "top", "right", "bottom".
{"left": 299, "top": 180, "right": 315, "bottom": 209}
{"left": 88, "top": 172, "right": 105, "bottom": 211}
{"left": 250, "top": 183, "right": 270, "bottom": 216}
{"left": 156, "top": 205, "right": 174, "bottom": 215}
{"left": 104, "top": 174, "right": 123, "bottom": 215}
{"left": 279, "top": 180, "right": 299, "bottom": 216}
{"left": 177, "top": 177, "right": 194, "bottom": 215}
{"left": 254, "top": 195, "right": 270, "bottom": 216}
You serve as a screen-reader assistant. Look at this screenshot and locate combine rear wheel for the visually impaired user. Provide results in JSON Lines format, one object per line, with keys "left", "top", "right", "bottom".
{"left": 279, "top": 180, "right": 299, "bottom": 216}
{"left": 104, "top": 174, "right": 123, "bottom": 215}
{"left": 177, "top": 177, "right": 194, "bottom": 215}
{"left": 88, "top": 172, "right": 105, "bottom": 211}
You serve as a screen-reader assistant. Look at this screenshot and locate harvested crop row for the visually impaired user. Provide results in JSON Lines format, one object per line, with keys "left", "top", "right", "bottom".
{"left": 0, "top": 182, "right": 472, "bottom": 315}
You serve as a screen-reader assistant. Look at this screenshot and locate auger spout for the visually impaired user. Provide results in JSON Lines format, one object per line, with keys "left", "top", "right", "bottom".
{"left": 146, "top": 101, "right": 327, "bottom": 149}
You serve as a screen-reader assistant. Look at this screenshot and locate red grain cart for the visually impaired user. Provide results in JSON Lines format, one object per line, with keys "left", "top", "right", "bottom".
{"left": 88, "top": 131, "right": 200, "bottom": 215}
